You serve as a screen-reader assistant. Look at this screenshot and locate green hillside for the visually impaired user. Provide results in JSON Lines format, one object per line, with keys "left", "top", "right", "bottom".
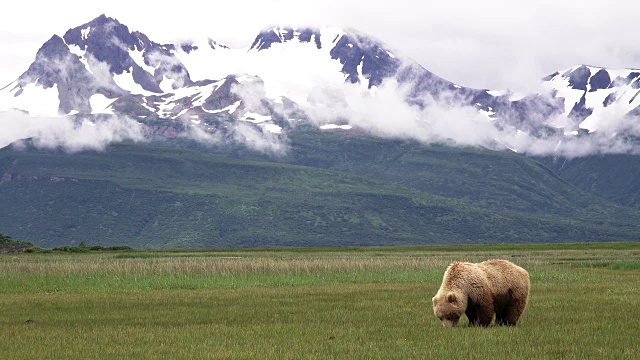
{"left": 540, "top": 154, "right": 640, "bottom": 208}
{"left": 198, "top": 128, "right": 640, "bottom": 222}
{"left": 285, "top": 130, "right": 615, "bottom": 216}
{"left": 1, "top": 132, "right": 640, "bottom": 248}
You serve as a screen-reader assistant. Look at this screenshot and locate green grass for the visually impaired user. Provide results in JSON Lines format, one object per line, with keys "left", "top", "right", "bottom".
{"left": 1, "top": 244, "right": 639, "bottom": 359}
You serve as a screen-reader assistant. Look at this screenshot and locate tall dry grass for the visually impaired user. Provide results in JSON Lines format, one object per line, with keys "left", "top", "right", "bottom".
{"left": 3, "top": 247, "right": 631, "bottom": 276}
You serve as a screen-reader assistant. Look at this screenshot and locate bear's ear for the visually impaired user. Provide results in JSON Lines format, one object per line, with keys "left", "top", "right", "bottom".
{"left": 447, "top": 293, "right": 457, "bottom": 303}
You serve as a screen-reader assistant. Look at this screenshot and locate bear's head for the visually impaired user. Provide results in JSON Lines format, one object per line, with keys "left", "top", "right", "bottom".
{"left": 432, "top": 291, "right": 467, "bottom": 327}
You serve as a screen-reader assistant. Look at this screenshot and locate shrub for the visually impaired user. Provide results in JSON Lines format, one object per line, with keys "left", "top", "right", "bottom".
{"left": 106, "top": 246, "right": 133, "bottom": 251}
{"left": 24, "top": 246, "right": 51, "bottom": 253}
{"left": 52, "top": 246, "right": 90, "bottom": 253}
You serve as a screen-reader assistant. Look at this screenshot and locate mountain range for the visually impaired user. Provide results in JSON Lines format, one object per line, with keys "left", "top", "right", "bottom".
{"left": 3, "top": 14, "right": 640, "bottom": 147}
{"left": 1, "top": 15, "right": 640, "bottom": 248}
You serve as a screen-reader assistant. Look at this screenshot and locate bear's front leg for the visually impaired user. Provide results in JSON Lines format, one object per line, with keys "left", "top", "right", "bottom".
{"left": 466, "top": 295, "right": 494, "bottom": 326}
{"left": 474, "top": 302, "right": 494, "bottom": 327}
{"left": 465, "top": 306, "right": 478, "bottom": 326}
{"left": 476, "top": 307, "right": 494, "bottom": 326}
{"left": 465, "top": 303, "right": 493, "bottom": 326}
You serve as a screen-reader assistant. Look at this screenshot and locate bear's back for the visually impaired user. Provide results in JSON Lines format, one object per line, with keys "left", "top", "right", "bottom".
{"left": 478, "top": 259, "right": 529, "bottom": 293}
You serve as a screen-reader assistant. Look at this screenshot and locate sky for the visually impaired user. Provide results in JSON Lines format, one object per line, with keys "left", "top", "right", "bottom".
{"left": 1, "top": 0, "right": 640, "bottom": 93}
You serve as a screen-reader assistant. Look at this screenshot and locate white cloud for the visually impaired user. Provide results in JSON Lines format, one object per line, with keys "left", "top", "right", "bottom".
{"left": 299, "top": 78, "right": 640, "bottom": 158}
{"left": 146, "top": 51, "right": 190, "bottom": 89}
{"left": 233, "top": 122, "right": 287, "bottom": 155}
{"left": 0, "top": 110, "right": 145, "bottom": 152}
{"left": 227, "top": 78, "right": 289, "bottom": 154}
{"left": 181, "top": 124, "right": 223, "bottom": 145}
{"left": 86, "top": 53, "right": 121, "bottom": 91}
{"left": 230, "top": 78, "right": 266, "bottom": 112}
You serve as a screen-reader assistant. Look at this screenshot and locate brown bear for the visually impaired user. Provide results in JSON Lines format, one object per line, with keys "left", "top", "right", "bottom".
{"left": 432, "top": 259, "right": 529, "bottom": 327}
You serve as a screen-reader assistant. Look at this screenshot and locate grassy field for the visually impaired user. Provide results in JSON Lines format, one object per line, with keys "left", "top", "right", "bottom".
{"left": 1, "top": 243, "right": 639, "bottom": 359}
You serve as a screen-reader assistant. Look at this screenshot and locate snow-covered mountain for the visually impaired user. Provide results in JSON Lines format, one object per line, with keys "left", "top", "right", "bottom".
{"left": 2, "top": 14, "right": 640, "bottom": 151}
{"left": 0, "top": 15, "right": 422, "bottom": 136}
{"left": 541, "top": 65, "right": 640, "bottom": 134}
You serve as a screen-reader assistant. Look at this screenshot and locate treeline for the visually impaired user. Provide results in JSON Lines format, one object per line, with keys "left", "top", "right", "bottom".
{"left": 1, "top": 234, "right": 134, "bottom": 253}
{"left": 47, "top": 243, "right": 133, "bottom": 253}
{"left": 0, "top": 233, "right": 33, "bottom": 253}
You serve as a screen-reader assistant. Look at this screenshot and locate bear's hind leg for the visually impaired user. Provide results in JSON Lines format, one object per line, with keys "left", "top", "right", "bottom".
{"left": 495, "top": 309, "right": 509, "bottom": 326}
{"left": 500, "top": 301, "right": 526, "bottom": 326}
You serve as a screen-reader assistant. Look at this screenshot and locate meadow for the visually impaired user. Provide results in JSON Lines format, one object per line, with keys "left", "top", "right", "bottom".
{"left": 1, "top": 243, "right": 639, "bottom": 359}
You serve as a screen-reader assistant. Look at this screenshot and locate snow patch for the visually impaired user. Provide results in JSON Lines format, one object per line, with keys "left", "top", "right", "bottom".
{"left": 159, "top": 75, "right": 176, "bottom": 93}
{"left": 235, "top": 74, "right": 257, "bottom": 84}
{"left": 67, "top": 44, "right": 93, "bottom": 75}
{"left": 261, "top": 123, "right": 282, "bottom": 134}
{"left": 129, "top": 49, "right": 156, "bottom": 75}
{"left": 487, "top": 90, "right": 506, "bottom": 97}
{"left": 508, "top": 92, "right": 526, "bottom": 102}
{"left": 542, "top": 74, "right": 584, "bottom": 115}
{"left": 0, "top": 82, "right": 60, "bottom": 117}
{"left": 320, "top": 124, "right": 352, "bottom": 130}
{"left": 81, "top": 27, "right": 91, "bottom": 41}
{"left": 113, "top": 70, "right": 157, "bottom": 96}
{"left": 175, "top": 108, "right": 190, "bottom": 118}
{"left": 240, "top": 112, "right": 272, "bottom": 123}
{"left": 479, "top": 109, "right": 497, "bottom": 120}
{"left": 356, "top": 56, "right": 366, "bottom": 84}
{"left": 175, "top": 26, "right": 348, "bottom": 105}
{"left": 89, "top": 94, "right": 116, "bottom": 114}
{"left": 141, "top": 101, "right": 156, "bottom": 113}
{"left": 203, "top": 100, "right": 241, "bottom": 114}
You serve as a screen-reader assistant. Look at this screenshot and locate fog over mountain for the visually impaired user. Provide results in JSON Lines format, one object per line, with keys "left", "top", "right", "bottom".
{"left": 1, "top": 14, "right": 640, "bottom": 158}
{"left": 0, "top": 111, "right": 145, "bottom": 152}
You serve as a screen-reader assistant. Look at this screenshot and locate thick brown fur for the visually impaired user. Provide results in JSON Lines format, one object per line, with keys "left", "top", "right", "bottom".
{"left": 432, "top": 259, "right": 530, "bottom": 327}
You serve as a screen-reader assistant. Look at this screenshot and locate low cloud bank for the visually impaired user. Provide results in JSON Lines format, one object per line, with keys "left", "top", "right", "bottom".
{"left": 3, "top": 77, "right": 640, "bottom": 159}
{"left": 0, "top": 111, "right": 145, "bottom": 152}
{"left": 299, "top": 79, "right": 640, "bottom": 158}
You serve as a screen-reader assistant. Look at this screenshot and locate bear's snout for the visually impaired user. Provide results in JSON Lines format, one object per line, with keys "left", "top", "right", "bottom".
{"left": 441, "top": 316, "right": 460, "bottom": 327}
{"left": 442, "top": 318, "right": 459, "bottom": 327}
